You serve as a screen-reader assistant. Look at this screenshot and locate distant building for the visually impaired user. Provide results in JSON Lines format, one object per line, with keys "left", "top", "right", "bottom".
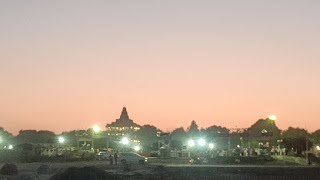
{"left": 106, "top": 107, "right": 141, "bottom": 137}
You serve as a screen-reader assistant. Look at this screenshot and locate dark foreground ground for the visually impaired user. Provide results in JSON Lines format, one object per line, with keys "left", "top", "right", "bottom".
{"left": 162, "top": 165, "right": 320, "bottom": 180}
{"left": 1, "top": 161, "right": 320, "bottom": 180}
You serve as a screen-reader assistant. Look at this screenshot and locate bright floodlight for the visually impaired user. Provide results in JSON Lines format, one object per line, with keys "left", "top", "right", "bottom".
{"left": 208, "top": 143, "right": 215, "bottom": 149}
{"left": 92, "top": 125, "right": 101, "bottom": 133}
{"left": 198, "top": 138, "right": 206, "bottom": 147}
{"left": 8, "top": 145, "right": 13, "bottom": 150}
{"left": 268, "top": 115, "right": 277, "bottom": 121}
{"left": 133, "top": 145, "right": 141, "bottom": 151}
{"left": 58, "top": 137, "right": 65, "bottom": 144}
{"left": 188, "top": 140, "right": 195, "bottom": 147}
{"left": 317, "top": 146, "right": 320, "bottom": 150}
{"left": 121, "top": 137, "right": 130, "bottom": 145}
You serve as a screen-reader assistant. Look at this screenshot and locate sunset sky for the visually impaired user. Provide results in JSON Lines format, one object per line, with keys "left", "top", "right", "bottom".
{"left": 1, "top": 1, "right": 320, "bottom": 135}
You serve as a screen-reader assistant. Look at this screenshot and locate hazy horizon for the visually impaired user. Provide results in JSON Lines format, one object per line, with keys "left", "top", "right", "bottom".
{"left": 1, "top": 0, "right": 320, "bottom": 135}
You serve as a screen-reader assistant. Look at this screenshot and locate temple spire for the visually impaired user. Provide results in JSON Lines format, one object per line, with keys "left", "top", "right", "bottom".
{"left": 120, "top": 107, "right": 129, "bottom": 119}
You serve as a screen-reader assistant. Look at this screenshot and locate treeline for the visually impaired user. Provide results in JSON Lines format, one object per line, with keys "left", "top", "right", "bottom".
{"left": 1, "top": 118, "right": 320, "bottom": 155}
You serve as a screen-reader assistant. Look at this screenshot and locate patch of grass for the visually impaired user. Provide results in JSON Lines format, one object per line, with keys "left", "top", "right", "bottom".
{"left": 272, "top": 156, "right": 306, "bottom": 166}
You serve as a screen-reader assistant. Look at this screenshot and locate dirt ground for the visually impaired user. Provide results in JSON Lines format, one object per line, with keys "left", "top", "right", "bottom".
{"left": 1, "top": 160, "right": 320, "bottom": 180}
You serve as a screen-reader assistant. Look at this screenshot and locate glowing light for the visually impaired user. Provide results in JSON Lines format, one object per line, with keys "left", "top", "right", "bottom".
{"left": 188, "top": 140, "right": 195, "bottom": 147}
{"left": 133, "top": 145, "right": 141, "bottom": 151}
{"left": 121, "top": 137, "right": 130, "bottom": 145}
{"left": 316, "top": 146, "right": 320, "bottom": 150}
{"left": 268, "top": 115, "right": 277, "bottom": 121}
{"left": 198, "top": 138, "right": 206, "bottom": 147}
{"left": 92, "top": 125, "right": 101, "bottom": 133}
{"left": 208, "top": 143, "right": 215, "bottom": 149}
{"left": 8, "top": 145, "right": 13, "bottom": 150}
{"left": 58, "top": 137, "right": 65, "bottom": 144}
{"left": 261, "top": 129, "right": 268, "bottom": 134}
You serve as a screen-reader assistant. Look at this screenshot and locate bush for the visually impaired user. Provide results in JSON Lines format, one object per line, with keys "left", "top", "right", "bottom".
{"left": 0, "top": 163, "right": 18, "bottom": 175}
{"left": 37, "top": 164, "right": 51, "bottom": 174}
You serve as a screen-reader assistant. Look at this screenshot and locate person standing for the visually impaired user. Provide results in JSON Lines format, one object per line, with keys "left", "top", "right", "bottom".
{"left": 114, "top": 152, "right": 118, "bottom": 165}
{"left": 109, "top": 154, "right": 113, "bottom": 165}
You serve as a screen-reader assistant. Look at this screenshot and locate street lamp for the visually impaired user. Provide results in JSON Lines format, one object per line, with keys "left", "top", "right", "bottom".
{"left": 208, "top": 143, "right": 215, "bottom": 149}
{"left": 133, "top": 145, "right": 141, "bottom": 152}
{"left": 58, "top": 137, "right": 65, "bottom": 144}
{"left": 92, "top": 125, "right": 101, "bottom": 133}
{"left": 8, "top": 145, "right": 13, "bottom": 150}
{"left": 198, "top": 138, "right": 206, "bottom": 147}
{"left": 188, "top": 140, "right": 195, "bottom": 147}
{"left": 121, "top": 137, "right": 130, "bottom": 145}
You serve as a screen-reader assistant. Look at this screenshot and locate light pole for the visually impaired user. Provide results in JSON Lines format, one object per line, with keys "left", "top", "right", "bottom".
{"left": 58, "top": 136, "right": 65, "bottom": 156}
{"left": 187, "top": 139, "right": 195, "bottom": 158}
{"left": 92, "top": 124, "right": 101, "bottom": 150}
{"left": 120, "top": 137, "right": 130, "bottom": 152}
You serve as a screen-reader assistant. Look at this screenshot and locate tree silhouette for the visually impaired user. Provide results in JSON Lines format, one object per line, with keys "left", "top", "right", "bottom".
{"left": 0, "top": 127, "right": 14, "bottom": 144}
{"left": 170, "top": 127, "right": 186, "bottom": 150}
{"left": 16, "top": 130, "right": 56, "bottom": 144}
{"left": 135, "top": 124, "right": 158, "bottom": 149}
{"left": 187, "top": 120, "right": 199, "bottom": 137}
{"left": 247, "top": 119, "right": 281, "bottom": 146}
{"left": 282, "top": 127, "right": 311, "bottom": 155}
{"left": 204, "top": 125, "right": 229, "bottom": 138}
{"left": 61, "top": 130, "right": 88, "bottom": 147}
{"left": 311, "top": 129, "right": 320, "bottom": 144}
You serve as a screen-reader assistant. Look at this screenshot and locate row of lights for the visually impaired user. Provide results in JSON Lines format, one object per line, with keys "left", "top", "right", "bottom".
{"left": 57, "top": 124, "right": 101, "bottom": 144}
{"left": 186, "top": 116, "right": 277, "bottom": 149}
{"left": 60, "top": 117, "right": 277, "bottom": 147}
{"left": 120, "top": 137, "right": 141, "bottom": 151}
{"left": 188, "top": 138, "right": 215, "bottom": 149}
{"left": 0, "top": 137, "right": 14, "bottom": 150}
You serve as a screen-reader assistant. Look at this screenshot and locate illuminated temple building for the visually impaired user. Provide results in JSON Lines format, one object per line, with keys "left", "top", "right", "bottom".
{"left": 106, "top": 107, "right": 141, "bottom": 136}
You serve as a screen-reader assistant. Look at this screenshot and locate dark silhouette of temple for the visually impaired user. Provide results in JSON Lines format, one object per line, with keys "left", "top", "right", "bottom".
{"left": 106, "top": 107, "right": 141, "bottom": 136}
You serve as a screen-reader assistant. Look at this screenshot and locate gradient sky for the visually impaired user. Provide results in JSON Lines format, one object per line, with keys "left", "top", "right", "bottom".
{"left": 1, "top": 0, "right": 320, "bottom": 135}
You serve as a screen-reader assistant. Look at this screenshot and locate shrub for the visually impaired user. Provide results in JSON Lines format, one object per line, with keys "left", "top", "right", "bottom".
{"left": 37, "top": 164, "right": 51, "bottom": 174}
{"left": 0, "top": 163, "right": 18, "bottom": 175}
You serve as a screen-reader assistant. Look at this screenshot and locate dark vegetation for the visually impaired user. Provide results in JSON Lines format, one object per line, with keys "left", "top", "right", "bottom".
{"left": 1, "top": 117, "right": 320, "bottom": 163}
{"left": 0, "top": 163, "right": 18, "bottom": 176}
